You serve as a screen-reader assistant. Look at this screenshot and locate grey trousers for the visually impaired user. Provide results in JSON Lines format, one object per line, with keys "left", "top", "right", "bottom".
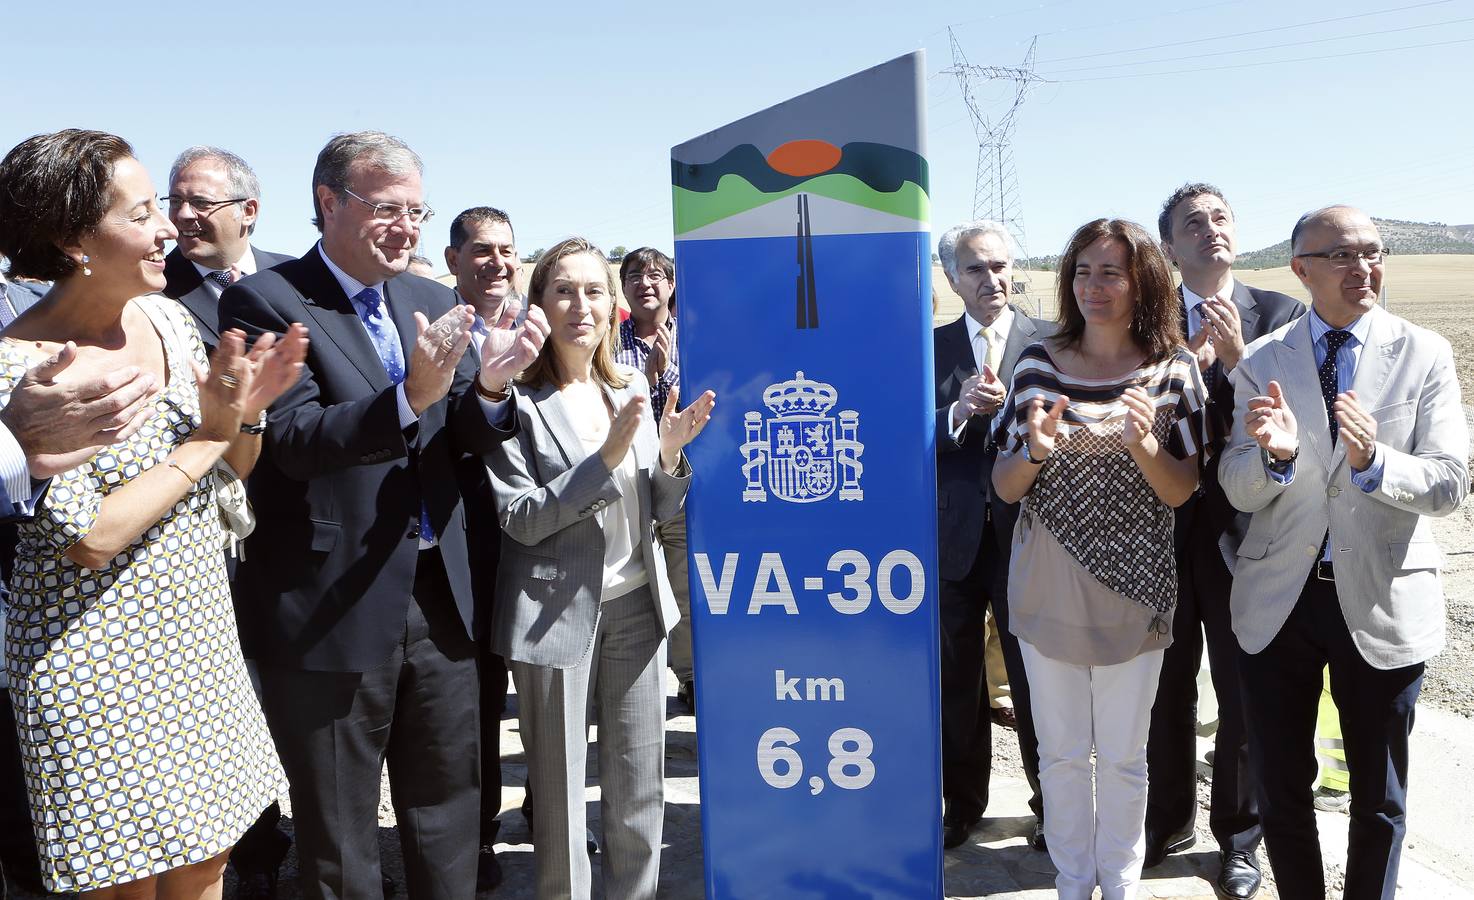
{"left": 656, "top": 513, "right": 692, "bottom": 684}
{"left": 511, "top": 585, "right": 667, "bottom": 900}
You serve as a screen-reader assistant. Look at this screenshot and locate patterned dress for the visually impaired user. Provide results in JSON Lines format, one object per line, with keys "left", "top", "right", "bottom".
{"left": 0, "top": 294, "right": 287, "bottom": 892}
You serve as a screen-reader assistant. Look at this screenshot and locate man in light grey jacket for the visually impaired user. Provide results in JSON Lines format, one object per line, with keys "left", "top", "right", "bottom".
{"left": 1219, "top": 205, "right": 1467, "bottom": 900}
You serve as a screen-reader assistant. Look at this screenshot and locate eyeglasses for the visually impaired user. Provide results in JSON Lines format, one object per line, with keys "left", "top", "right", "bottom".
{"left": 341, "top": 187, "right": 434, "bottom": 225}
{"left": 1293, "top": 246, "right": 1388, "bottom": 268}
{"left": 162, "top": 195, "right": 249, "bottom": 215}
{"left": 623, "top": 270, "right": 669, "bottom": 285}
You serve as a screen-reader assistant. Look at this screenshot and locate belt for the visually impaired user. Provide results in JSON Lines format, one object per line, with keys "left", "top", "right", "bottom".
{"left": 1315, "top": 559, "right": 1334, "bottom": 582}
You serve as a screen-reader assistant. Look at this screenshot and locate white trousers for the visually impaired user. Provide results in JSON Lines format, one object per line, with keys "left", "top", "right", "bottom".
{"left": 1020, "top": 640, "right": 1164, "bottom": 900}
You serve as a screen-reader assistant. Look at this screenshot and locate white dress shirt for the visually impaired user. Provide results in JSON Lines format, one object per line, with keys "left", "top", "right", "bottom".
{"left": 191, "top": 246, "right": 261, "bottom": 299}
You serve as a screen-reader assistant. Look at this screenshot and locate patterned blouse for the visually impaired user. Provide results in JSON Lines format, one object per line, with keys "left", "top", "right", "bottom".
{"left": 996, "top": 343, "right": 1206, "bottom": 649}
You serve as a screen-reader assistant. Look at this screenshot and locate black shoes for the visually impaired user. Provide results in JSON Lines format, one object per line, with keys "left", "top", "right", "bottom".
{"left": 1143, "top": 826, "right": 1197, "bottom": 869}
{"left": 1215, "top": 850, "right": 1262, "bottom": 899}
{"left": 942, "top": 815, "right": 980, "bottom": 850}
{"left": 475, "top": 844, "right": 504, "bottom": 894}
{"left": 676, "top": 680, "right": 695, "bottom": 713}
{"left": 521, "top": 795, "right": 599, "bottom": 856}
{"left": 1028, "top": 819, "right": 1047, "bottom": 852}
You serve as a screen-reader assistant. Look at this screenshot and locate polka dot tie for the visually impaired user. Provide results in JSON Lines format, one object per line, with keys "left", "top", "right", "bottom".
{"left": 1320, "top": 329, "right": 1352, "bottom": 444}
{"left": 206, "top": 269, "right": 235, "bottom": 291}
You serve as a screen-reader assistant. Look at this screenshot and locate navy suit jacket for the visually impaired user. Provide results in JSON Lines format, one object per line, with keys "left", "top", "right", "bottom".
{"left": 164, "top": 246, "right": 293, "bottom": 352}
{"left": 219, "top": 246, "right": 514, "bottom": 671}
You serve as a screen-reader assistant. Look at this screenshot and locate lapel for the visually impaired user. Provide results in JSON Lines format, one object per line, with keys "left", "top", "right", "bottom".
{"left": 1231, "top": 279, "right": 1262, "bottom": 341}
{"left": 1329, "top": 307, "right": 1400, "bottom": 471}
{"left": 939, "top": 317, "right": 976, "bottom": 382}
{"left": 999, "top": 306, "right": 1038, "bottom": 387}
{"left": 1272, "top": 314, "right": 1333, "bottom": 468}
{"left": 529, "top": 380, "right": 587, "bottom": 474}
{"left": 179, "top": 285, "right": 221, "bottom": 344}
{"left": 295, "top": 247, "right": 392, "bottom": 391}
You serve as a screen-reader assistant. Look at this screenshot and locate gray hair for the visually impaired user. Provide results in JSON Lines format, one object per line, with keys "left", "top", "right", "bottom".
{"left": 311, "top": 131, "right": 423, "bottom": 232}
{"left": 169, "top": 145, "right": 262, "bottom": 234}
{"left": 937, "top": 219, "right": 1017, "bottom": 282}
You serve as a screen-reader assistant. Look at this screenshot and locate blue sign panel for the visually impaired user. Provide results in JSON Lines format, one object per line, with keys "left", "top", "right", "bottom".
{"left": 672, "top": 53, "right": 942, "bottom": 899}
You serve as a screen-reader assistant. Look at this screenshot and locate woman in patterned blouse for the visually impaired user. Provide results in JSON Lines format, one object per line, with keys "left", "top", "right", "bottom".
{"left": 0, "top": 130, "right": 306, "bottom": 898}
{"left": 992, "top": 218, "right": 1206, "bottom": 900}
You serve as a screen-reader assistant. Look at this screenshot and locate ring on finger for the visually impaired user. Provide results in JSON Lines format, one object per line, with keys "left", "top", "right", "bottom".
{"left": 219, "top": 373, "right": 241, "bottom": 390}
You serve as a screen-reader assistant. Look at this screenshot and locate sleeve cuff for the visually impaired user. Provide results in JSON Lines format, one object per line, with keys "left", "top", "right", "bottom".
{"left": 0, "top": 421, "right": 35, "bottom": 514}
{"left": 478, "top": 394, "right": 513, "bottom": 428}
{"left": 395, "top": 384, "right": 419, "bottom": 430}
{"left": 948, "top": 402, "right": 967, "bottom": 443}
{"left": 1351, "top": 446, "right": 1385, "bottom": 493}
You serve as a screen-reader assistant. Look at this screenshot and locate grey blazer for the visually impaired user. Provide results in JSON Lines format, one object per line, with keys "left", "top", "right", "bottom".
{"left": 487, "top": 366, "right": 689, "bottom": 669}
{"left": 1219, "top": 305, "right": 1468, "bottom": 668}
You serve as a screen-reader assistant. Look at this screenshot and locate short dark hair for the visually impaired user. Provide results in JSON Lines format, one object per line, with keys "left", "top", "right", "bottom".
{"left": 1157, "top": 182, "right": 1230, "bottom": 243}
{"left": 449, "top": 206, "right": 513, "bottom": 249}
{"left": 1056, "top": 218, "right": 1182, "bottom": 365}
{"left": 0, "top": 129, "right": 135, "bottom": 281}
{"left": 311, "top": 131, "right": 421, "bottom": 232}
{"left": 618, "top": 247, "right": 674, "bottom": 284}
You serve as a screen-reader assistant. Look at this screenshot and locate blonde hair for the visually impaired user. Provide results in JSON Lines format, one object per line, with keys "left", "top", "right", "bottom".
{"left": 519, "top": 236, "right": 630, "bottom": 389}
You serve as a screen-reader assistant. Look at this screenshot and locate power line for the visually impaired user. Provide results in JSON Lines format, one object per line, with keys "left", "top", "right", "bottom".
{"left": 1037, "top": 14, "right": 1474, "bottom": 74}
{"left": 1038, "top": 0, "right": 1451, "bottom": 62}
{"left": 1058, "top": 34, "right": 1474, "bottom": 82}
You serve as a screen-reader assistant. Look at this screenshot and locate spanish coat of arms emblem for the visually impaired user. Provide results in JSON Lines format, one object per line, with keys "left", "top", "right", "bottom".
{"left": 740, "top": 371, "right": 863, "bottom": 503}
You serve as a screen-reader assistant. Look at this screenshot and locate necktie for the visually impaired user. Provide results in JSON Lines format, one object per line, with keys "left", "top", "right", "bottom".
{"left": 975, "top": 327, "right": 995, "bottom": 375}
{"left": 0, "top": 284, "right": 15, "bottom": 328}
{"left": 1320, "top": 329, "right": 1353, "bottom": 444}
{"left": 206, "top": 269, "right": 235, "bottom": 291}
{"left": 353, "top": 287, "right": 431, "bottom": 540}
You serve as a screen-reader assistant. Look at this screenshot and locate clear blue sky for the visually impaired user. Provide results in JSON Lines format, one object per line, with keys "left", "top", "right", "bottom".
{"left": 5, "top": 0, "right": 1470, "bottom": 268}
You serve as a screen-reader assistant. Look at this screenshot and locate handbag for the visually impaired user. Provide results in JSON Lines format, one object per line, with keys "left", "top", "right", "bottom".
{"left": 209, "top": 459, "right": 256, "bottom": 559}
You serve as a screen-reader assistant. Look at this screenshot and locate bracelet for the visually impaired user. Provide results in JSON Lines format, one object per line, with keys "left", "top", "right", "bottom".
{"left": 240, "top": 411, "right": 267, "bottom": 435}
{"left": 165, "top": 458, "right": 200, "bottom": 487}
{"left": 1026, "top": 443, "right": 1050, "bottom": 465}
{"left": 476, "top": 377, "right": 510, "bottom": 402}
{"left": 1263, "top": 444, "right": 1299, "bottom": 470}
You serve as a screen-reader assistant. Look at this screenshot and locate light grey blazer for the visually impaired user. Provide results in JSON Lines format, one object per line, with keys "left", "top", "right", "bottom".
{"left": 1219, "top": 305, "right": 1468, "bottom": 669}
{"left": 486, "top": 366, "right": 689, "bottom": 669}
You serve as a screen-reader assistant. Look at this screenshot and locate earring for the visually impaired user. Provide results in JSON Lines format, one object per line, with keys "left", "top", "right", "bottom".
{"left": 81, "top": 254, "right": 92, "bottom": 277}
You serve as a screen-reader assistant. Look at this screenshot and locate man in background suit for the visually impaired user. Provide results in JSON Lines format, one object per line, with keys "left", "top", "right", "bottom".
{"left": 1220, "top": 206, "right": 1467, "bottom": 900}
{"left": 443, "top": 204, "right": 526, "bottom": 893}
{"left": 1144, "top": 183, "right": 1304, "bottom": 898}
{"left": 160, "top": 146, "right": 295, "bottom": 898}
{"left": 933, "top": 220, "right": 1056, "bottom": 850}
{"left": 0, "top": 314, "right": 158, "bottom": 898}
{"left": 220, "top": 131, "right": 546, "bottom": 900}
{"left": 162, "top": 147, "right": 292, "bottom": 353}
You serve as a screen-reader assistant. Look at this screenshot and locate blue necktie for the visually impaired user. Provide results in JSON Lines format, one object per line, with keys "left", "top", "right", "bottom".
{"left": 353, "top": 287, "right": 432, "bottom": 542}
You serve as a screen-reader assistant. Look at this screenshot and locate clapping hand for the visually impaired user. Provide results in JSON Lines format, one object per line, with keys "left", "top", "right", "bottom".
{"left": 1025, "top": 394, "right": 1069, "bottom": 461}
{"left": 659, "top": 384, "right": 716, "bottom": 473}
{"left": 1188, "top": 322, "right": 1217, "bottom": 374}
{"left": 193, "top": 329, "right": 253, "bottom": 442}
{"left": 1333, "top": 389, "right": 1377, "bottom": 471}
{"left": 952, "top": 365, "right": 1006, "bottom": 429}
{"left": 1245, "top": 380, "right": 1298, "bottom": 461}
{"left": 1199, "top": 296, "right": 1246, "bottom": 372}
{"left": 405, "top": 305, "right": 475, "bottom": 415}
{"left": 480, "top": 304, "right": 550, "bottom": 392}
{"left": 241, "top": 323, "right": 309, "bottom": 421}
{"left": 599, "top": 394, "right": 646, "bottom": 471}
{"left": 1121, "top": 385, "right": 1157, "bottom": 450}
{"left": 645, "top": 325, "right": 673, "bottom": 386}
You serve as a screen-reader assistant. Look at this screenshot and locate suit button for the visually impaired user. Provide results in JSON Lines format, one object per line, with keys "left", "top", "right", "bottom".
{"left": 1328, "top": 486, "right": 1341, "bottom": 498}
{"left": 1305, "top": 545, "right": 1319, "bottom": 557}
{"left": 407, "top": 525, "right": 421, "bottom": 540}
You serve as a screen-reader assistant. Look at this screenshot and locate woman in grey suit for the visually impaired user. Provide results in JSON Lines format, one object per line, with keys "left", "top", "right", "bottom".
{"left": 486, "top": 237, "right": 714, "bottom": 900}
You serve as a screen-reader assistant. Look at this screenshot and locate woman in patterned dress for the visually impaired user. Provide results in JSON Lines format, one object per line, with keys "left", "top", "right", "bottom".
{"left": 0, "top": 130, "right": 306, "bottom": 898}
{"left": 992, "top": 218, "right": 1206, "bottom": 900}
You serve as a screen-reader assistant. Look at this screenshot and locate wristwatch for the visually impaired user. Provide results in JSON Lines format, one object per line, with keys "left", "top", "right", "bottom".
{"left": 240, "top": 411, "right": 267, "bottom": 435}
{"left": 1262, "top": 444, "right": 1298, "bottom": 471}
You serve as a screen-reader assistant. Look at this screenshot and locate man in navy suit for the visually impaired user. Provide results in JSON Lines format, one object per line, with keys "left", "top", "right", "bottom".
{"left": 1143, "top": 183, "right": 1304, "bottom": 900}
{"left": 933, "top": 220, "right": 1057, "bottom": 851}
{"left": 162, "top": 147, "right": 293, "bottom": 353}
{"left": 220, "top": 132, "right": 545, "bottom": 900}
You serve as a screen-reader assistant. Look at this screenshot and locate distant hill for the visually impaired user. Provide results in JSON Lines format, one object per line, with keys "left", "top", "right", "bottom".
{"left": 1020, "top": 219, "right": 1474, "bottom": 272}
{"left": 1236, "top": 218, "right": 1474, "bottom": 270}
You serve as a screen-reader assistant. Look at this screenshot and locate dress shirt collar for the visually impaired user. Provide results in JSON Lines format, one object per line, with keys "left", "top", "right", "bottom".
{"left": 1306, "top": 304, "right": 1372, "bottom": 351}
{"left": 190, "top": 245, "right": 259, "bottom": 283}
{"left": 964, "top": 305, "right": 1013, "bottom": 343}
{"left": 316, "top": 241, "right": 383, "bottom": 307}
